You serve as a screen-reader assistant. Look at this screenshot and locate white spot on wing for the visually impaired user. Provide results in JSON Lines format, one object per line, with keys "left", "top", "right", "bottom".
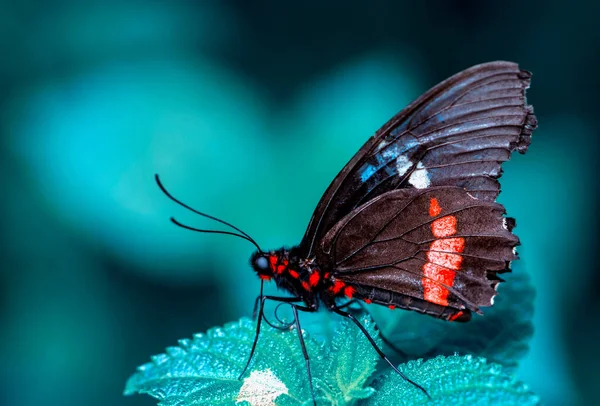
{"left": 376, "top": 140, "right": 390, "bottom": 151}
{"left": 396, "top": 155, "right": 411, "bottom": 177}
{"left": 408, "top": 161, "right": 430, "bottom": 189}
{"left": 237, "top": 369, "right": 288, "bottom": 406}
{"left": 491, "top": 283, "right": 499, "bottom": 305}
{"left": 502, "top": 218, "right": 508, "bottom": 230}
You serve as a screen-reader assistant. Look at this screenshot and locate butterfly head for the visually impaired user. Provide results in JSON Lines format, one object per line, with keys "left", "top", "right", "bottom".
{"left": 251, "top": 251, "right": 274, "bottom": 281}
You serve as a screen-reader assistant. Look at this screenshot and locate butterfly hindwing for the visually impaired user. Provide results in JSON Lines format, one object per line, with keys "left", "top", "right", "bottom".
{"left": 301, "top": 61, "right": 536, "bottom": 258}
{"left": 318, "top": 187, "right": 518, "bottom": 317}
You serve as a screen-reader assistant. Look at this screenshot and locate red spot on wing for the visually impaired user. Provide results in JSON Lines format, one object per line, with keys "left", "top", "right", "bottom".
{"left": 288, "top": 270, "right": 300, "bottom": 279}
{"left": 343, "top": 285, "right": 355, "bottom": 298}
{"left": 364, "top": 299, "right": 372, "bottom": 304}
{"left": 309, "top": 271, "right": 320, "bottom": 287}
{"left": 301, "top": 281, "right": 311, "bottom": 291}
{"left": 422, "top": 197, "right": 465, "bottom": 307}
{"left": 429, "top": 197, "right": 442, "bottom": 217}
{"left": 330, "top": 280, "right": 345, "bottom": 294}
{"left": 431, "top": 237, "right": 465, "bottom": 253}
{"left": 422, "top": 263, "right": 456, "bottom": 306}
{"left": 427, "top": 251, "right": 463, "bottom": 271}
{"left": 388, "top": 305, "right": 396, "bottom": 310}
{"left": 431, "top": 216, "right": 457, "bottom": 238}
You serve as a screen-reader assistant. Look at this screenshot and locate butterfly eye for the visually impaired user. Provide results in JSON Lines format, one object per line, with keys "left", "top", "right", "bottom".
{"left": 255, "top": 256, "right": 269, "bottom": 271}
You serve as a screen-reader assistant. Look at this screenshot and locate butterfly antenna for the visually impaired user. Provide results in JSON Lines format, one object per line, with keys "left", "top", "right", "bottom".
{"left": 170, "top": 218, "right": 261, "bottom": 251}
{"left": 155, "top": 174, "right": 262, "bottom": 251}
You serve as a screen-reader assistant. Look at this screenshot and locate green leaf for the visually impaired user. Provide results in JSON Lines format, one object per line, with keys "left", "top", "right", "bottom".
{"left": 370, "top": 266, "right": 535, "bottom": 371}
{"left": 360, "top": 355, "right": 540, "bottom": 406}
{"left": 124, "top": 315, "right": 382, "bottom": 405}
{"left": 124, "top": 318, "right": 312, "bottom": 405}
{"left": 315, "top": 314, "right": 380, "bottom": 404}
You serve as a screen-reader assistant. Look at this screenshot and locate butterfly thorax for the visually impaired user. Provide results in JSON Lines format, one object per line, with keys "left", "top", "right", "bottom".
{"left": 250, "top": 248, "right": 353, "bottom": 310}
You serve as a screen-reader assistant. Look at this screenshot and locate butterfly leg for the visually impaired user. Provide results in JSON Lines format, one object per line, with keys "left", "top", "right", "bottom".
{"left": 337, "top": 300, "right": 409, "bottom": 360}
{"left": 251, "top": 296, "right": 292, "bottom": 330}
{"left": 239, "top": 295, "right": 304, "bottom": 380}
{"left": 251, "top": 295, "right": 260, "bottom": 320}
{"left": 251, "top": 280, "right": 265, "bottom": 320}
{"left": 289, "top": 303, "right": 318, "bottom": 406}
{"left": 331, "top": 306, "right": 431, "bottom": 399}
{"left": 377, "top": 331, "right": 410, "bottom": 362}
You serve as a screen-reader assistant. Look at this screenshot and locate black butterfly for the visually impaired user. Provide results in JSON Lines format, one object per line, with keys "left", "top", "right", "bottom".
{"left": 156, "top": 61, "right": 537, "bottom": 404}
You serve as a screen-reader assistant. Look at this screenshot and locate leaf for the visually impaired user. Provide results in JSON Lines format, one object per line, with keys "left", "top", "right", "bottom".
{"left": 314, "top": 314, "right": 380, "bottom": 404}
{"left": 370, "top": 264, "right": 535, "bottom": 371}
{"left": 359, "top": 355, "right": 540, "bottom": 406}
{"left": 124, "top": 317, "right": 316, "bottom": 405}
{"left": 124, "top": 315, "right": 382, "bottom": 406}
{"left": 237, "top": 369, "right": 291, "bottom": 406}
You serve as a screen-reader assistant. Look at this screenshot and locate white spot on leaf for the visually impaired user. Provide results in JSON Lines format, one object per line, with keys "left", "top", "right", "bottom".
{"left": 408, "top": 161, "right": 430, "bottom": 189}
{"left": 396, "top": 155, "right": 411, "bottom": 177}
{"left": 237, "top": 369, "right": 288, "bottom": 406}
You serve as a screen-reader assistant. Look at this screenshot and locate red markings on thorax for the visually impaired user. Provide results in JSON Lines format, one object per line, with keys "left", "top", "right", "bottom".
{"left": 269, "top": 253, "right": 298, "bottom": 279}
{"left": 269, "top": 255, "right": 278, "bottom": 272}
{"left": 422, "top": 197, "right": 466, "bottom": 307}
{"left": 276, "top": 259, "right": 289, "bottom": 274}
{"left": 269, "top": 253, "right": 324, "bottom": 292}
{"left": 330, "top": 280, "right": 345, "bottom": 294}
{"left": 309, "top": 271, "right": 320, "bottom": 287}
{"left": 268, "top": 253, "right": 357, "bottom": 297}
{"left": 269, "top": 254, "right": 290, "bottom": 275}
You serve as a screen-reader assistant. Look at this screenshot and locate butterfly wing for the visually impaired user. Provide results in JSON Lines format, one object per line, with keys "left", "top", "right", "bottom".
{"left": 319, "top": 186, "right": 518, "bottom": 321}
{"left": 300, "top": 61, "right": 536, "bottom": 258}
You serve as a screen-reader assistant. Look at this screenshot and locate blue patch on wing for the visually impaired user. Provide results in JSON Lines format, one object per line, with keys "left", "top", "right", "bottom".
{"left": 357, "top": 134, "right": 419, "bottom": 185}
{"left": 359, "top": 164, "right": 377, "bottom": 182}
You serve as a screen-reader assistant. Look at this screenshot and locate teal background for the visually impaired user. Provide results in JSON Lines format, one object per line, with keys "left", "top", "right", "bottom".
{"left": 1, "top": 1, "right": 597, "bottom": 405}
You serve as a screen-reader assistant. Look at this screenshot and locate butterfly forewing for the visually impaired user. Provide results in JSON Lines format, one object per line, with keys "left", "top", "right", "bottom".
{"left": 300, "top": 61, "right": 536, "bottom": 258}
{"left": 318, "top": 187, "right": 518, "bottom": 315}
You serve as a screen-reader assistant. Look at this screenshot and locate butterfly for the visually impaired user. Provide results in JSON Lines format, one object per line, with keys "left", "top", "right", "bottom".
{"left": 156, "top": 61, "right": 537, "bottom": 404}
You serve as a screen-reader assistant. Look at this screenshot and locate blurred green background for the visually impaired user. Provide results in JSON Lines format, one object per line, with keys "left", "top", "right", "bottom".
{"left": 1, "top": 1, "right": 598, "bottom": 405}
